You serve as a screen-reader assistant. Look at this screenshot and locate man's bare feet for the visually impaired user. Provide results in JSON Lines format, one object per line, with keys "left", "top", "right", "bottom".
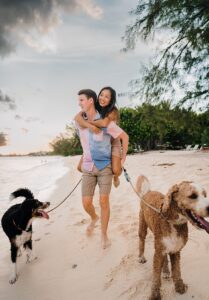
{"left": 101, "top": 235, "right": 111, "bottom": 249}
{"left": 86, "top": 215, "right": 99, "bottom": 236}
{"left": 113, "top": 176, "right": 120, "bottom": 188}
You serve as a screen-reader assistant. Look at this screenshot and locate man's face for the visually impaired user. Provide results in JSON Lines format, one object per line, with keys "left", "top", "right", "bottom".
{"left": 78, "top": 94, "right": 93, "bottom": 112}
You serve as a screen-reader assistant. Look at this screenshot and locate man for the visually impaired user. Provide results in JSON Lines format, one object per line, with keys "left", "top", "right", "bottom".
{"left": 75, "top": 89, "right": 129, "bottom": 249}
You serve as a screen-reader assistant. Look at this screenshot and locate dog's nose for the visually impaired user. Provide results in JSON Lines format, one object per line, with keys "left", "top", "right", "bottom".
{"left": 47, "top": 202, "right": 50, "bottom": 206}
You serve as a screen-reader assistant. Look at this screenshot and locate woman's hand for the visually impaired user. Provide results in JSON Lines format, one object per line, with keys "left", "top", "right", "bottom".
{"left": 89, "top": 125, "right": 101, "bottom": 134}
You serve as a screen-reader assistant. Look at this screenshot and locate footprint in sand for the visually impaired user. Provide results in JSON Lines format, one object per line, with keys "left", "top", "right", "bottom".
{"left": 74, "top": 219, "right": 88, "bottom": 226}
{"left": 34, "top": 238, "right": 41, "bottom": 242}
{"left": 74, "top": 212, "right": 83, "bottom": 217}
{"left": 45, "top": 232, "right": 50, "bottom": 235}
{"left": 72, "top": 264, "right": 77, "bottom": 269}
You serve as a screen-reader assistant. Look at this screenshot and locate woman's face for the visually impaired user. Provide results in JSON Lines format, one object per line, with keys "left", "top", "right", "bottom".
{"left": 98, "top": 89, "right": 111, "bottom": 107}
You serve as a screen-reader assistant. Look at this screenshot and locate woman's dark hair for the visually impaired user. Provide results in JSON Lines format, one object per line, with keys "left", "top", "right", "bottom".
{"left": 96, "top": 86, "right": 117, "bottom": 118}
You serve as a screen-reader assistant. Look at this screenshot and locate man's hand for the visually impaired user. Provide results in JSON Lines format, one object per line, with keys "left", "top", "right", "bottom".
{"left": 89, "top": 125, "right": 101, "bottom": 134}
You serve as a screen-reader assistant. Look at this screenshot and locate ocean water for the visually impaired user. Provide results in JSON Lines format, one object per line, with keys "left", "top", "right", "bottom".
{"left": 0, "top": 156, "right": 69, "bottom": 218}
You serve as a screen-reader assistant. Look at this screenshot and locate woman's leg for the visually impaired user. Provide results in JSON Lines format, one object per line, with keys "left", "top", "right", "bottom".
{"left": 77, "top": 155, "right": 83, "bottom": 172}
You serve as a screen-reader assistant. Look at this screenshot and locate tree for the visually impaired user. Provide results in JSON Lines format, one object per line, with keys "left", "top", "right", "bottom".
{"left": 50, "top": 125, "right": 82, "bottom": 156}
{"left": 123, "top": 0, "right": 209, "bottom": 109}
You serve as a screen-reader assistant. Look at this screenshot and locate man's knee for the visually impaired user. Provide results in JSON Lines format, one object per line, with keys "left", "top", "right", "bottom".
{"left": 82, "top": 197, "right": 93, "bottom": 209}
{"left": 99, "top": 195, "right": 109, "bottom": 209}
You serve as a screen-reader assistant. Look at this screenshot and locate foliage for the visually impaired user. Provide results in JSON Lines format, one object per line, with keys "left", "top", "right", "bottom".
{"left": 51, "top": 105, "right": 209, "bottom": 155}
{"left": 201, "top": 128, "right": 209, "bottom": 146}
{"left": 50, "top": 125, "right": 82, "bottom": 156}
{"left": 123, "top": 0, "right": 209, "bottom": 109}
{"left": 119, "top": 103, "right": 207, "bottom": 150}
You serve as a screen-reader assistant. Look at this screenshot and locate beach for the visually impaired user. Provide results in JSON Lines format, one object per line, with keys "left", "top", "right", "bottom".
{"left": 0, "top": 150, "right": 209, "bottom": 300}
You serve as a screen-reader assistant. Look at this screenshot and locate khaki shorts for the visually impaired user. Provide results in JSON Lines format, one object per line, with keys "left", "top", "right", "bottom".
{"left": 81, "top": 164, "right": 113, "bottom": 197}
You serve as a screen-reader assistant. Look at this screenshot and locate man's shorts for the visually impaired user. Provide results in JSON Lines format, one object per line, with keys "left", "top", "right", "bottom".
{"left": 81, "top": 164, "right": 113, "bottom": 197}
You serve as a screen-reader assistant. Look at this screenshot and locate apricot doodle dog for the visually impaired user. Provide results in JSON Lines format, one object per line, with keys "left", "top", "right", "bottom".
{"left": 136, "top": 175, "right": 209, "bottom": 300}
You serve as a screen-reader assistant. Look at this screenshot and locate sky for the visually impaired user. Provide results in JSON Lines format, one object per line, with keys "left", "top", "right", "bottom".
{"left": 0, "top": 0, "right": 153, "bottom": 155}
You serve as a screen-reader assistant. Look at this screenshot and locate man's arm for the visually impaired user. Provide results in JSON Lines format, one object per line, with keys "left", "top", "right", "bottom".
{"left": 74, "top": 112, "right": 101, "bottom": 134}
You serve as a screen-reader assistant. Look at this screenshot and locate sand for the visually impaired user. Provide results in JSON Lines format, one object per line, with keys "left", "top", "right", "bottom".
{"left": 0, "top": 150, "right": 209, "bottom": 300}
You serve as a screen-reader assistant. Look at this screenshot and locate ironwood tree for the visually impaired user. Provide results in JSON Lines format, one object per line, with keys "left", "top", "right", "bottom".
{"left": 123, "top": 0, "right": 209, "bottom": 109}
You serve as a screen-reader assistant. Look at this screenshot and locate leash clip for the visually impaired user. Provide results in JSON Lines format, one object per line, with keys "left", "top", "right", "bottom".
{"left": 123, "top": 168, "right": 130, "bottom": 182}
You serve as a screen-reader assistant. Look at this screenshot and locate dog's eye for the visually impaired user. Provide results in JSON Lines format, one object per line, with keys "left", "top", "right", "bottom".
{"left": 189, "top": 193, "right": 198, "bottom": 199}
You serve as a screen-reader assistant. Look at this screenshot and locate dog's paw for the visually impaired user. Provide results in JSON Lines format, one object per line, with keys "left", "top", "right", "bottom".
{"left": 9, "top": 274, "right": 18, "bottom": 284}
{"left": 175, "top": 279, "right": 188, "bottom": 294}
{"left": 139, "top": 256, "right": 147, "bottom": 264}
{"left": 149, "top": 291, "right": 161, "bottom": 300}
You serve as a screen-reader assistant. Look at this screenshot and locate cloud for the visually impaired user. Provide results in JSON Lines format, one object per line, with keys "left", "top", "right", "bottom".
{"left": 0, "top": 0, "right": 103, "bottom": 57}
{"left": 0, "top": 89, "right": 16, "bottom": 110}
{"left": 15, "top": 115, "right": 42, "bottom": 123}
{"left": 0, "top": 132, "right": 8, "bottom": 146}
{"left": 76, "top": 0, "right": 103, "bottom": 19}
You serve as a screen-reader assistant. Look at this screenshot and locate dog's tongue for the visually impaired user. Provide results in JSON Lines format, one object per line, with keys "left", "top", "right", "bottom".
{"left": 196, "top": 215, "right": 209, "bottom": 234}
{"left": 38, "top": 210, "right": 49, "bottom": 219}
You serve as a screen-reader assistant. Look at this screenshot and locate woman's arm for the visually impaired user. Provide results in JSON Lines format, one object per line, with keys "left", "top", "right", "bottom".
{"left": 89, "top": 109, "right": 119, "bottom": 128}
{"left": 89, "top": 117, "right": 110, "bottom": 128}
{"left": 74, "top": 112, "right": 101, "bottom": 134}
{"left": 117, "top": 131, "right": 129, "bottom": 168}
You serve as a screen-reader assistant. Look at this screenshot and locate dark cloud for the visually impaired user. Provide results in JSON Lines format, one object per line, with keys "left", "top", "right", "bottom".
{"left": 0, "top": 89, "right": 16, "bottom": 110}
{"left": 0, "top": 132, "right": 8, "bottom": 146}
{"left": 0, "top": 0, "right": 102, "bottom": 57}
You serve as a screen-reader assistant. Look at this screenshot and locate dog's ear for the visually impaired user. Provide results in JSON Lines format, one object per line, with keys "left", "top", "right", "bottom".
{"left": 162, "top": 184, "right": 179, "bottom": 213}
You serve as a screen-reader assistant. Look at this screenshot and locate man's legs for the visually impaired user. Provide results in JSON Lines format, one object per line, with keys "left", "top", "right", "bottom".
{"left": 100, "top": 194, "right": 111, "bottom": 249}
{"left": 98, "top": 164, "right": 113, "bottom": 249}
{"left": 82, "top": 196, "right": 99, "bottom": 235}
{"left": 82, "top": 169, "right": 99, "bottom": 235}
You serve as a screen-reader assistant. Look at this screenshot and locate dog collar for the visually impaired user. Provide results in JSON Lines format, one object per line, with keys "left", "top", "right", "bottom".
{"left": 12, "top": 219, "right": 31, "bottom": 232}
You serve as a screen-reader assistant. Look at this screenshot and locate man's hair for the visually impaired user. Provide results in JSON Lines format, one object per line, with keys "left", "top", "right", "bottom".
{"left": 78, "top": 89, "right": 97, "bottom": 105}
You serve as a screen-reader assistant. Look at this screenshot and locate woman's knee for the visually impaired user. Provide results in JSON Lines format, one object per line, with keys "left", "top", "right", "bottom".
{"left": 112, "top": 167, "right": 122, "bottom": 176}
{"left": 112, "top": 156, "right": 122, "bottom": 176}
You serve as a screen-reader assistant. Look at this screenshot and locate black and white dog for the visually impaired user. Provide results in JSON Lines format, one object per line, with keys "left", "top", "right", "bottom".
{"left": 1, "top": 188, "right": 50, "bottom": 284}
